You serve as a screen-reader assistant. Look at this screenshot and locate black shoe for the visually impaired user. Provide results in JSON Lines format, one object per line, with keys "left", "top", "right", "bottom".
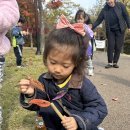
{"left": 113, "top": 64, "right": 119, "bottom": 68}
{"left": 105, "top": 64, "right": 113, "bottom": 69}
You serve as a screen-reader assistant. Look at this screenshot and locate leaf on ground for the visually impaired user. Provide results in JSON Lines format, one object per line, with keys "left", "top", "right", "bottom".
{"left": 101, "top": 83, "right": 107, "bottom": 86}
{"left": 112, "top": 97, "right": 118, "bottom": 101}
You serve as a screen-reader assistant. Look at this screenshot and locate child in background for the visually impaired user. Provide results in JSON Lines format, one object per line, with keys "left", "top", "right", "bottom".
{"left": 11, "top": 16, "right": 28, "bottom": 68}
{"left": 0, "top": 0, "right": 19, "bottom": 82}
{"left": 19, "top": 15, "right": 107, "bottom": 130}
{"left": 0, "top": 56, "right": 5, "bottom": 83}
{"left": 75, "top": 9, "right": 94, "bottom": 76}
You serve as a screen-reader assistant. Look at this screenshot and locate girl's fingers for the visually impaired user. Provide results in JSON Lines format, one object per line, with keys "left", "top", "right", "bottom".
{"left": 62, "top": 116, "right": 71, "bottom": 123}
{"left": 62, "top": 116, "right": 71, "bottom": 128}
{"left": 19, "top": 79, "right": 30, "bottom": 85}
{"left": 21, "top": 88, "right": 27, "bottom": 93}
{"left": 20, "top": 87, "right": 34, "bottom": 95}
{"left": 65, "top": 124, "right": 73, "bottom": 130}
{"left": 19, "top": 79, "right": 30, "bottom": 90}
{"left": 20, "top": 85, "right": 29, "bottom": 89}
{"left": 62, "top": 116, "right": 78, "bottom": 130}
{"left": 19, "top": 79, "right": 35, "bottom": 95}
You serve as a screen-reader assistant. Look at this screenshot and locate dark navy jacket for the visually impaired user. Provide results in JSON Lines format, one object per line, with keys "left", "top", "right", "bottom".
{"left": 20, "top": 73, "right": 108, "bottom": 130}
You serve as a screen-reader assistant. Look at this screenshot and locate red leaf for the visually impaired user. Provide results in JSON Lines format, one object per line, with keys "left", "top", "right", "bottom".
{"left": 29, "top": 99, "right": 50, "bottom": 107}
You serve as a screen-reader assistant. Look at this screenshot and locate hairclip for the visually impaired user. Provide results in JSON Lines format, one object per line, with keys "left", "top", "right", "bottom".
{"left": 56, "top": 14, "right": 85, "bottom": 36}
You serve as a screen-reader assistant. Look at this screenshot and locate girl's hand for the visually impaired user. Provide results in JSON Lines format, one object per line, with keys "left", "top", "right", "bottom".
{"left": 61, "top": 116, "right": 78, "bottom": 130}
{"left": 19, "top": 79, "right": 34, "bottom": 96}
{"left": 21, "top": 31, "right": 29, "bottom": 35}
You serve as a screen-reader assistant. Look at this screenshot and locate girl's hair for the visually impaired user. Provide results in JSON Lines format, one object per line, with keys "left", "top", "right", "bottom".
{"left": 43, "top": 28, "right": 89, "bottom": 76}
{"left": 18, "top": 16, "right": 25, "bottom": 23}
{"left": 75, "top": 9, "right": 91, "bottom": 25}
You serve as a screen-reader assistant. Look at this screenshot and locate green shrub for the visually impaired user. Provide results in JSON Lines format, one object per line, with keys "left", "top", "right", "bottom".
{"left": 124, "top": 31, "right": 130, "bottom": 54}
{"left": 124, "top": 40, "right": 130, "bottom": 54}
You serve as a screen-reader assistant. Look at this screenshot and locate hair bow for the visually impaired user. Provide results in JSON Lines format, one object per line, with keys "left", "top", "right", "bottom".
{"left": 56, "top": 14, "right": 85, "bottom": 36}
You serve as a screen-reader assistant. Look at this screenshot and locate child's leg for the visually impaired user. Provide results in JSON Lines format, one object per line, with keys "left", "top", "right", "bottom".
{"left": 86, "top": 41, "right": 94, "bottom": 76}
{"left": 91, "top": 38, "right": 94, "bottom": 59}
{"left": 87, "top": 56, "right": 94, "bottom": 76}
{"left": 0, "top": 56, "right": 5, "bottom": 82}
{"left": 13, "top": 46, "right": 22, "bottom": 66}
{"left": 90, "top": 38, "right": 96, "bottom": 59}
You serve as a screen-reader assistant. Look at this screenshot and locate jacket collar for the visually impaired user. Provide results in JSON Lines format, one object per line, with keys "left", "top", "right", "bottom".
{"left": 42, "top": 72, "right": 82, "bottom": 89}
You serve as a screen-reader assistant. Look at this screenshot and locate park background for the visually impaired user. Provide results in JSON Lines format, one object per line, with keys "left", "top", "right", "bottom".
{"left": 7, "top": 0, "right": 130, "bottom": 55}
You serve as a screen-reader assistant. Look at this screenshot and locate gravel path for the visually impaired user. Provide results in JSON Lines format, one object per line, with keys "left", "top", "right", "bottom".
{"left": 88, "top": 51, "right": 130, "bottom": 130}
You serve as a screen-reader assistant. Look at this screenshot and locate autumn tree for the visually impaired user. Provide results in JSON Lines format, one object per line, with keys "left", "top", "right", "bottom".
{"left": 17, "top": 0, "right": 80, "bottom": 54}
{"left": 88, "top": 0, "right": 105, "bottom": 19}
{"left": 119, "top": 0, "right": 130, "bottom": 14}
{"left": 17, "top": 0, "right": 36, "bottom": 48}
{"left": 43, "top": 0, "right": 80, "bottom": 31}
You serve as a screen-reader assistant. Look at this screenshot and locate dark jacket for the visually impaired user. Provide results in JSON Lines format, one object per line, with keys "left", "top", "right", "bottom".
{"left": 92, "top": 2, "right": 130, "bottom": 33}
{"left": 20, "top": 73, "right": 108, "bottom": 130}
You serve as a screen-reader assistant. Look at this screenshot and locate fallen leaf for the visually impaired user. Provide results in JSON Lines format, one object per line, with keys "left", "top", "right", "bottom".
{"left": 112, "top": 97, "right": 118, "bottom": 101}
{"left": 101, "top": 83, "right": 107, "bottom": 86}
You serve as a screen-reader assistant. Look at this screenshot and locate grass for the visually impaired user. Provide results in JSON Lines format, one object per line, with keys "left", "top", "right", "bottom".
{"left": 0, "top": 47, "right": 47, "bottom": 130}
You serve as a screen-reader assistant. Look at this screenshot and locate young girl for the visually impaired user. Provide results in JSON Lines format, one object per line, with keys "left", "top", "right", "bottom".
{"left": 75, "top": 9, "right": 94, "bottom": 76}
{"left": 19, "top": 15, "right": 107, "bottom": 130}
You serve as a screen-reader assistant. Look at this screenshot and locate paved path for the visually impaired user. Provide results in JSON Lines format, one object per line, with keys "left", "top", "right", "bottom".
{"left": 88, "top": 51, "right": 130, "bottom": 130}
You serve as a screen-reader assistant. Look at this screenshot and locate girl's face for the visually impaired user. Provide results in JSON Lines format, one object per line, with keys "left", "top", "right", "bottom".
{"left": 18, "top": 22, "right": 23, "bottom": 27}
{"left": 106, "top": 0, "right": 115, "bottom": 7}
{"left": 46, "top": 44, "right": 75, "bottom": 83}
{"left": 76, "top": 15, "right": 85, "bottom": 23}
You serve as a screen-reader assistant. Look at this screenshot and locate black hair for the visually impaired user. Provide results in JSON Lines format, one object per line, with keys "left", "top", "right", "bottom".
{"left": 75, "top": 9, "right": 92, "bottom": 25}
{"left": 18, "top": 16, "right": 25, "bottom": 23}
{"left": 43, "top": 28, "right": 89, "bottom": 77}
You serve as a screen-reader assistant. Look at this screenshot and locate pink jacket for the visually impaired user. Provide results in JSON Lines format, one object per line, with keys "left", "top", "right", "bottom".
{"left": 0, "top": 0, "right": 19, "bottom": 55}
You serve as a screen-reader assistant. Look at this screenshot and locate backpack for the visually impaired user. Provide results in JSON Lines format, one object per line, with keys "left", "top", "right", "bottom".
{"left": 12, "top": 36, "right": 17, "bottom": 47}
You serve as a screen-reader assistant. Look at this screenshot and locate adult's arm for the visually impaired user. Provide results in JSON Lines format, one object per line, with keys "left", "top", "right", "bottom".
{"left": 92, "top": 9, "right": 104, "bottom": 30}
{"left": 120, "top": 2, "right": 130, "bottom": 29}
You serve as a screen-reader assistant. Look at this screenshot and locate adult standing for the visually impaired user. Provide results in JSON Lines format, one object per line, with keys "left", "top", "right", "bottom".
{"left": 92, "top": 0, "right": 130, "bottom": 68}
{"left": 0, "top": 0, "right": 19, "bottom": 82}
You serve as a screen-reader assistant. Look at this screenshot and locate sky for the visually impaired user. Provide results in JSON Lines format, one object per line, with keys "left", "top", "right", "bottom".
{"left": 71, "top": 0, "right": 97, "bottom": 11}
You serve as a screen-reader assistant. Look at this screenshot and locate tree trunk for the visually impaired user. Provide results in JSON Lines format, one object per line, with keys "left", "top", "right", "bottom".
{"left": 38, "top": 0, "right": 45, "bottom": 54}
{"left": 34, "top": 0, "right": 41, "bottom": 55}
{"left": 30, "top": 32, "right": 33, "bottom": 48}
{"left": 35, "top": 0, "right": 45, "bottom": 55}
